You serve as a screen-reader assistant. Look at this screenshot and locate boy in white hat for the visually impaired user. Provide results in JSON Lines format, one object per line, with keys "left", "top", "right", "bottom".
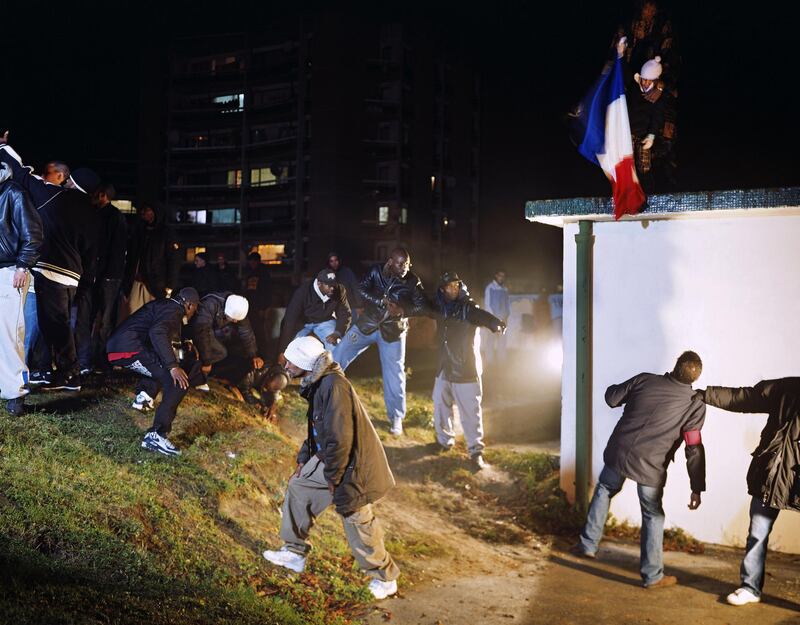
{"left": 629, "top": 55, "right": 666, "bottom": 188}
{"left": 262, "top": 336, "right": 400, "bottom": 600}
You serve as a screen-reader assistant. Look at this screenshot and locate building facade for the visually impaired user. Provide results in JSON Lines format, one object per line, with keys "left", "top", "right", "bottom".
{"left": 139, "top": 15, "right": 481, "bottom": 299}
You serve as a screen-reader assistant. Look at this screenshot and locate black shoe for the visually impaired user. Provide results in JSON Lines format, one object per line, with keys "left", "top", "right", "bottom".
{"left": 568, "top": 543, "right": 596, "bottom": 559}
{"left": 29, "top": 370, "right": 52, "bottom": 386}
{"left": 471, "top": 453, "right": 488, "bottom": 470}
{"left": 6, "top": 396, "right": 26, "bottom": 416}
{"left": 44, "top": 373, "right": 82, "bottom": 392}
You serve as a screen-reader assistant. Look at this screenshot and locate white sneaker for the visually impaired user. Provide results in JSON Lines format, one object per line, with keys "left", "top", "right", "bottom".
{"left": 195, "top": 383, "right": 210, "bottom": 392}
{"left": 368, "top": 578, "right": 398, "bottom": 600}
{"left": 132, "top": 391, "right": 155, "bottom": 412}
{"left": 389, "top": 420, "right": 403, "bottom": 436}
{"left": 726, "top": 587, "right": 761, "bottom": 606}
{"left": 141, "top": 431, "right": 181, "bottom": 457}
{"left": 262, "top": 547, "right": 306, "bottom": 573}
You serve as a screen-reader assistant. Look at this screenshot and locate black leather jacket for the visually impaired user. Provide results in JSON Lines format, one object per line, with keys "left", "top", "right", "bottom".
{"left": 434, "top": 286, "right": 504, "bottom": 383}
{"left": 356, "top": 263, "right": 429, "bottom": 342}
{"left": 0, "top": 180, "right": 43, "bottom": 270}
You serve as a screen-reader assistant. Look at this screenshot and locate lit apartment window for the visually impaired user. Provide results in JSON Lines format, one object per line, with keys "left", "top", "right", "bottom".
{"left": 114, "top": 200, "right": 137, "bottom": 214}
{"left": 227, "top": 169, "right": 242, "bottom": 188}
{"left": 378, "top": 205, "right": 389, "bottom": 225}
{"left": 251, "top": 244, "right": 285, "bottom": 264}
{"left": 400, "top": 207, "right": 408, "bottom": 224}
{"left": 251, "top": 167, "right": 277, "bottom": 187}
{"left": 214, "top": 208, "right": 240, "bottom": 224}
{"left": 186, "top": 246, "right": 206, "bottom": 262}
{"left": 213, "top": 93, "right": 244, "bottom": 113}
{"left": 186, "top": 210, "right": 207, "bottom": 224}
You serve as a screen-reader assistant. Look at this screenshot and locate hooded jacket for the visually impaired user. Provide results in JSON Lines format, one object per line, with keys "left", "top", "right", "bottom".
{"left": 124, "top": 209, "right": 178, "bottom": 298}
{"left": 106, "top": 297, "right": 185, "bottom": 370}
{"left": 0, "top": 180, "right": 43, "bottom": 270}
{"left": 356, "top": 263, "right": 428, "bottom": 342}
{"left": 297, "top": 350, "right": 395, "bottom": 516}
{"left": 278, "top": 279, "right": 351, "bottom": 355}
{"left": 434, "top": 284, "right": 504, "bottom": 383}
{"left": 603, "top": 372, "right": 706, "bottom": 491}
{"left": 187, "top": 292, "right": 258, "bottom": 365}
{"left": 704, "top": 379, "right": 800, "bottom": 511}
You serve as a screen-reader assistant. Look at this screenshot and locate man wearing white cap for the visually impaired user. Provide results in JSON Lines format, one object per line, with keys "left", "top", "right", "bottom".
{"left": 188, "top": 292, "right": 264, "bottom": 401}
{"left": 629, "top": 54, "right": 666, "bottom": 189}
{"left": 263, "top": 336, "right": 400, "bottom": 601}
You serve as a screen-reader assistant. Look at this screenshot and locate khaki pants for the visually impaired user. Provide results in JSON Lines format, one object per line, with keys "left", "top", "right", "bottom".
{"left": 0, "top": 266, "right": 30, "bottom": 399}
{"left": 279, "top": 457, "right": 400, "bottom": 582}
{"left": 125, "top": 280, "right": 155, "bottom": 317}
{"left": 433, "top": 374, "right": 485, "bottom": 456}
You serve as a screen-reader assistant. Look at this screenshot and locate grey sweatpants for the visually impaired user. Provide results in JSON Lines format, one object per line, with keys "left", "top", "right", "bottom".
{"left": 433, "top": 374, "right": 485, "bottom": 456}
{"left": 279, "top": 457, "right": 400, "bottom": 582}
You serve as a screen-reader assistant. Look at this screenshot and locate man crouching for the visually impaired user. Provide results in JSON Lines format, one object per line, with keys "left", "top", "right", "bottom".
{"left": 262, "top": 336, "right": 400, "bottom": 600}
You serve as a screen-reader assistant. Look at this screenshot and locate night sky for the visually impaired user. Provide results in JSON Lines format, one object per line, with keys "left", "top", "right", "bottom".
{"left": 3, "top": 1, "right": 799, "bottom": 286}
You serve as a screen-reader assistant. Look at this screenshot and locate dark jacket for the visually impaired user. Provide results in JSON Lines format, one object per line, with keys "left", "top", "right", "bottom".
{"left": 333, "top": 264, "right": 362, "bottom": 309}
{"left": 124, "top": 212, "right": 177, "bottom": 298}
{"left": 704, "top": 379, "right": 800, "bottom": 511}
{"left": 185, "top": 265, "right": 217, "bottom": 297}
{"left": 278, "top": 279, "right": 352, "bottom": 355}
{"left": 434, "top": 285, "right": 504, "bottom": 383}
{"left": 214, "top": 264, "right": 239, "bottom": 293}
{"left": 188, "top": 292, "right": 258, "bottom": 365}
{"left": 603, "top": 372, "right": 706, "bottom": 491}
{"left": 243, "top": 263, "right": 271, "bottom": 310}
{"left": 629, "top": 86, "right": 666, "bottom": 138}
{"left": 297, "top": 351, "right": 395, "bottom": 516}
{"left": 0, "top": 180, "right": 43, "bottom": 269}
{"left": 95, "top": 202, "right": 127, "bottom": 281}
{"left": 356, "top": 263, "right": 428, "bottom": 342}
{"left": 106, "top": 297, "right": 185, "bottom": 370}
{"left": 37, "top": 188, "right": 98, "bottom": 285}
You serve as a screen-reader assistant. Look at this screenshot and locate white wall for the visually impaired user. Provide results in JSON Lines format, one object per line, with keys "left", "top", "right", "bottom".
{"left": 560, "top": 214, "right": 800, "bottom": 553}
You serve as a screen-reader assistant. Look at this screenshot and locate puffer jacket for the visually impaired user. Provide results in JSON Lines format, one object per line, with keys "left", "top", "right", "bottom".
{"left": 187, "top": 292, "right": 257, "bottom": 365}
{"left": 0, "top": 180, "right": 43, "bottom": 269}
{"left": 356, "top": 263, "right": 429, "bottom": 342}
{"left": 704, "top": 379, "right": 800, "bottom": 511}
{"left": 434, "top": 284, "right": 504, "bottom": 383}
{"left": 297, "top": 350, "right": 395, "bottom": 516}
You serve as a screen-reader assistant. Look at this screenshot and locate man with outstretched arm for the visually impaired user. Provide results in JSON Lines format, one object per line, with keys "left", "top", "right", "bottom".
{"left": 696, "top": 378, "right": 800, "bottom": 606}
{"left": 263, "top": 336, "right": 400, "bottom": 600}
{"left": 570, "top": 351, "right": 706, "bottom": 589}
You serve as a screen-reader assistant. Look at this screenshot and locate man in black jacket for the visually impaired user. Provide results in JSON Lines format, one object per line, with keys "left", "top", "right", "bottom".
{"left": 187, "top": 292, "right": 263, "bottom": 400}
{"left": 432, "top": 272, "right": 505, "bottom": 469}
{"left": 277, "top": 269, "right": 351, "bottom": 358}
{"left": 106, "top": 287, "right": 202, "bottom": 457}
{"left": 326, "top": 252, "right": 362, "bottom": 314}
{"left": 75, "top": 182, "right": 127, "bottom": 373}
{"left": 123, "top": 204, "right": 177, "bottom": 315}
{"left": 0, "top": 162, "right": 43, "bottom": 415}
{"left": 571, "top": 351, "right": 706, "bottom": 589}
{"left": 262, "top": 336, "right": 400, "bottom": 600}
{"left": 332, "top": 248, "right": 428, "bottom": 436}
{"left": 697, "top": 378, "right": 800, "bottom": 606}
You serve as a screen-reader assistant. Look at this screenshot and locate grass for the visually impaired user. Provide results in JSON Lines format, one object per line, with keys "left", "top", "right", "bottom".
{"left": 0, "top": 382, "right": 383, "bottom": 624}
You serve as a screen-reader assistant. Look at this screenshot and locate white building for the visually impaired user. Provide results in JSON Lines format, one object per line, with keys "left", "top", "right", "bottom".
{"left": 526, "top": 187, "right": 800, "bottom": 553}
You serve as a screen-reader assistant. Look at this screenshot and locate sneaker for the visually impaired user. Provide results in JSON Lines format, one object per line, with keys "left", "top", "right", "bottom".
{"left": 79, "top": 367, "right": 92, "bottom": 376}
{"left": 389, "top": 420, "right": 403, "bottom": 436}
{"left": 141, "top": 431, "right": 181, "bottom": 457}
{"left": 368, "top": 578, "right": 398, "bottom": 600}
{"left": 6, "top": 396, "right": 26, "bottom": 416}
{"left": 44, "top": 373, "right": 81, "bottom": 392}
{"left": 568, "top": 543, "right": 596, "bottom": 559}
{"left": 471, "top": 453, "right": 488, "bottom": 470}
{"left": 131, "top": 391, "right": 155, "bottom": 412}
{"left": 195, "top": 383, "right": 210, "bottom": 392}
{"left": 262, "top": 547, "right": 306, "bottom": 573}
{"left": 726, "top": 587, "right": 760, "bottom": 606}
{"left": 644, "top": 575, "right": 678, "bottom": 589}
{"left": 29, "top": 370, "right": 52, "bottom": 386}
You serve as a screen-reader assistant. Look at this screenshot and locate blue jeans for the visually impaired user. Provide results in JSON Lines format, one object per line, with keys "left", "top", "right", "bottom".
{"left": 579, "top": 464, "right": 666, "bottom": 585}
{"left": 332, "top": 325, "right": 406, "bottom": 425}
{"left": 295, "top": 319, "right": 338, "bottom": 345}
{"left": 741, "top": 496, "right": 780, "bottom": 596}
{"left": 24, "top": 290, "right": 39, "bottom": 367}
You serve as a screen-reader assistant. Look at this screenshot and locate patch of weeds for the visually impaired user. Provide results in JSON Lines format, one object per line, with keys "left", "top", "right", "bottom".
{"left": 605, "top": 515, "right": 704, "bottom": 554}
{"left": 386, "top": 531, "right": 450, "bottom": 559}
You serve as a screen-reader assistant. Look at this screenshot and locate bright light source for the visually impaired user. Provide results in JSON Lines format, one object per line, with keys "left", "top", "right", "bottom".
{"left": 545, "top": 339, "right": 563, "bottom": 371}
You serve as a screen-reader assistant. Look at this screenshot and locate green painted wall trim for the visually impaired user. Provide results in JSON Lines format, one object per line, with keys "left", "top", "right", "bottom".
{"left": 574, "top": 220, "right": 594, "bottom": 514}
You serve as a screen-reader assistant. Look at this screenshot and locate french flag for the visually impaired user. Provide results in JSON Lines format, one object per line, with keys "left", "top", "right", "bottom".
{"left": 574, "top": 54, "right": 646, "bottom": 219}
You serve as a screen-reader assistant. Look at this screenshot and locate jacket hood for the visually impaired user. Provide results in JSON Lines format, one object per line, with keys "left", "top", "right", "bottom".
{"left": 300, "top": 349, "right": 342, "bottom": 390}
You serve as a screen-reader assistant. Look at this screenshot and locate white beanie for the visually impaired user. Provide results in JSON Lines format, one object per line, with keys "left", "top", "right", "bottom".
{"left": 639, "top": 56, "right": 662, "bottom": 81}
{"left": 284, "top": 336, "right": 326, "bottom": 371}
{"left": 224, "top": 294, "right": 249, "bottom": 321}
